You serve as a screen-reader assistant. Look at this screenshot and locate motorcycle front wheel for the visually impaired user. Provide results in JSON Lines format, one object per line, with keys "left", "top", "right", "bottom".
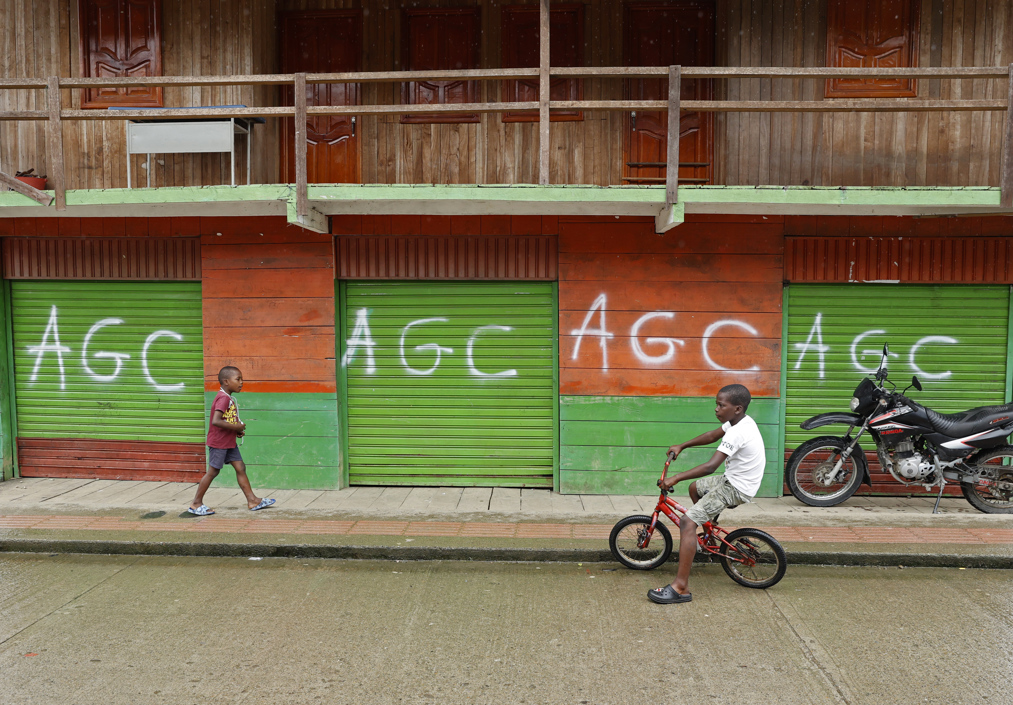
{"left": 786, "top": 435, "right": 866, "bottom": 507}
{"left": 961, "top": 446, "right": 1013, "bottom": 514}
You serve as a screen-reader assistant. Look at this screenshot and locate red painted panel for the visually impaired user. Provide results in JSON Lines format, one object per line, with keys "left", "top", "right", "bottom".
{"left": 201, "top": 221, "right": 336, "bottom": 393}
{"left": 17, "top": 438, "right": 205, "bottom": 482}
{"left": 559, "top": 218, "right": 784, "bottom": 397}
{"left": 336, "top": 235, "right": 557, "bottom": 280}
{"left": 785, "top": 236, "right": 1013, "bottom": 283}
{"left": 1, "top": 237, "right": 200, "bottom": 280}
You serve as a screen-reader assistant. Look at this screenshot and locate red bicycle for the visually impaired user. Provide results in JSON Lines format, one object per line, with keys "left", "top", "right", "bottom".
{"left": 608, "top": 452, "right": 787, "bottom": 589}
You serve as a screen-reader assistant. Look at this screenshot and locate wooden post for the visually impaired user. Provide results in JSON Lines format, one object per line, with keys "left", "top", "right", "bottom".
{"left": 46, "top": 76, "right": 66, "bottom": 210}
{"left": 294, "top": 72, "right": 309, "bottom": 217}
{"left": 1002, "top": 64, "right": 1013, "bottom": 209}
{"left": 666, "top": 65, "right": 681, "bottom": 207}
{"left": 538, "top": 0, "right": 550, "bottom": 186}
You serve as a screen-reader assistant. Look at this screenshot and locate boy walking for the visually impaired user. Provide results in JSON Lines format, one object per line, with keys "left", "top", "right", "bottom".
{"left": 188, "top": 366, "right": 276, "bottom": 516}
{"left": 647, "top": 384, "right": 765, "bottom": 604}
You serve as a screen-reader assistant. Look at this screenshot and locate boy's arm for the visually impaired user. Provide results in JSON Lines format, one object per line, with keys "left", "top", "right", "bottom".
{"left": 211, "top": 409, "right": 246, "bottom": 433}
{"left": 667, "top": 427, "right": 725, "bottom": 461}
{"left": 659, "top": 450, "right": 728, "bottom": 491}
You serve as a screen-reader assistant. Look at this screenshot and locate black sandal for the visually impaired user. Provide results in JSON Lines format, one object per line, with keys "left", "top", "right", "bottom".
{"left": 647, "top": 586, "right": 692, "bottom": 604}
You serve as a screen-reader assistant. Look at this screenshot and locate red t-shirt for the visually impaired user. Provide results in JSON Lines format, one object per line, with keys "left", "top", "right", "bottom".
{"left": 207, "top": 391, "right": 240, "bottom": 449}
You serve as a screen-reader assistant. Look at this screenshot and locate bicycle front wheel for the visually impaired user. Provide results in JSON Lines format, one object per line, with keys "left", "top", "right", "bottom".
{"left": 609, "top": 515, "right": 673, "bottom": 570}
{"left": 719, "top": 528, "right": 786, "bottom": 589}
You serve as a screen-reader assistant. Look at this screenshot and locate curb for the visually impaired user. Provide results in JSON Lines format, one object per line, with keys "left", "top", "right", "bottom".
{"left": 2, "top": 538, "right": 1011, "bottom": 569}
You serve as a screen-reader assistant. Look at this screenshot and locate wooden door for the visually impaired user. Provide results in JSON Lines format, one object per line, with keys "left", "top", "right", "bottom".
{"left": 623, "top": 2, "right": 713, "bottom": 186}
{"left": 280, "top": 11, "right": 361, "bottom": 184}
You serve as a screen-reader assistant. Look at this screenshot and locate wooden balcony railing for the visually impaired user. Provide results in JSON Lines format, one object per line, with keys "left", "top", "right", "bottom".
{"left": 0, "top": 22, "right": 1010, "bottom": 231}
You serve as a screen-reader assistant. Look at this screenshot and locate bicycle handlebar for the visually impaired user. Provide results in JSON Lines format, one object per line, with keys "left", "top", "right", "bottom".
{"left": 660, "top": 450, "right": 677, "bottom": 493}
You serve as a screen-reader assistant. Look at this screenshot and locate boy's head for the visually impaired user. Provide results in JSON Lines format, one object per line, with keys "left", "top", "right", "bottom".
{"left": 715, "top": 384, "right": 751, "bottom": 424}
{"left": 218, "top": 366, "right": 243, "bottom": 393}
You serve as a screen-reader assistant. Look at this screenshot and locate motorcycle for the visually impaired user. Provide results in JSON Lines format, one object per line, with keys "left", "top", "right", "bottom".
{"left": 785, "top": 343, "right": 1013, "bottom": 514}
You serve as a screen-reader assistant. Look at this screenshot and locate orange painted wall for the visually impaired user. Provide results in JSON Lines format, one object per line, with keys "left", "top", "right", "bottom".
{"left": 200, "top": 217, "right": 335, "bottom": 394}
{"left": 559, "top": 215, "right": 785, "bottom": 397}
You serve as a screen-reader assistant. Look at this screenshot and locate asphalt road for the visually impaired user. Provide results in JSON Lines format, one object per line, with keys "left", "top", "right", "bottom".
{"left": 0, "top": 554, "right": 1010, "bottom": 705}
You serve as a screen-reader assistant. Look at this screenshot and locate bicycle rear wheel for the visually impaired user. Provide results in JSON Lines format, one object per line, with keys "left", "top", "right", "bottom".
{"left": 609, "top": 515, "right": 673, "bottom": 570}
{"left": 719, "top": 528, "right": 786, "bottom": 589}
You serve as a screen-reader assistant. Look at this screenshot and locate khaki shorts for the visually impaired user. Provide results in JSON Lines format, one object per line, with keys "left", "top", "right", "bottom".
{"left": 684, "top": 474, "right": 750, "bottom": 526}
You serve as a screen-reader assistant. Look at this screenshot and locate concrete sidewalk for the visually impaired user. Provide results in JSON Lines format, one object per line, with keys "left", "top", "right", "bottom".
{"left": 1, "top": 477, "right": 1011, "bottom": 567}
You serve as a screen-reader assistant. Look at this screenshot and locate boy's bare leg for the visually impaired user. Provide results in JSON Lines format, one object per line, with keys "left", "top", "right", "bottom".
{"left": 669, "top": 518, "right": 697, "bottom": 595}
{"left": 190, "top": 468, "right": 220, "bottom": 509}
{"left": 231, "top": 460, "right": 263, "bottom": 509}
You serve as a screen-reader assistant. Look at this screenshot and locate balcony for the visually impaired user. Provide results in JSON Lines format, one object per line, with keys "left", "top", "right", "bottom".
{"left": 1, "top": 64, "right": 1010, "bottom": 233}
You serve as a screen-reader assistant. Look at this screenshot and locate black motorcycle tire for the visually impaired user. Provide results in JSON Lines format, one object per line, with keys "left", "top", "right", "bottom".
{"left": 786, "top": 435, "right": 866, "bottom": 507}
{"left": 961, "top": 445, "right": 1013, "bottom": 514}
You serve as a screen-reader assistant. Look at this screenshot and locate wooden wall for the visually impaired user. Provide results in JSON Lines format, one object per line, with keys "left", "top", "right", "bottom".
{"left": 558, "top": 214, "right": 784, "bottom": 397}
{"left": 200, "top": 216, "right": 334, "bottom": 393}
{"left": 715, "top": 0, "right": 1013, "bottom": 186}
{"left": 0, "top": 0, "right": 277, "bottom": 190}
{"left": 1, "top": 0, "right": 1011, "bottom": 189}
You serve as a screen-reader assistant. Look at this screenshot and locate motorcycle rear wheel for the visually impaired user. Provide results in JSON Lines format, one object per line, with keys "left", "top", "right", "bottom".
{"left": 786, "top": 435, "right": 866, "bottom": 507}
{"left": 961, "top": 446, "right": 1013, "bottom": 514}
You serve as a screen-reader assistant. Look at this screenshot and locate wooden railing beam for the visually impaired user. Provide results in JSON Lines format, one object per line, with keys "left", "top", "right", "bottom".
{"left": 46, "top": 77, "right": 66, "bottom": 210}
{"left": 1002, "top": 64, "right": 1013, "bottom": 209}
{"left": 665, "top": 65, "right": 681, "bottom": 208}
{"left": 294, "top": 72, "right": 308, "bottom": 218}
{"left": 538, "top": 0, "right": 550, "bottom": 186}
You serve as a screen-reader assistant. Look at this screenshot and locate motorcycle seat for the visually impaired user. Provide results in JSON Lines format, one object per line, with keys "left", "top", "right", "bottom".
{"left": 925, "top": 402, "right": 1013, "bottom": 437}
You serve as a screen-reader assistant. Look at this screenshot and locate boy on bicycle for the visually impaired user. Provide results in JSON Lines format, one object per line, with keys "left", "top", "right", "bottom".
{"left": 648, "top": 384, "right": 765, "bottom": 604}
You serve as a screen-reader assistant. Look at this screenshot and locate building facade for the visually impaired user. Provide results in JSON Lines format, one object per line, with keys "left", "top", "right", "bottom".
{"left": 1, "top": 0, "right": 1011, "bottom": 497}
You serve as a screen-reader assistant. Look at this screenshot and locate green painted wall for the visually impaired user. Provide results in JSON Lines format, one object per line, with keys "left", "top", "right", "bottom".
{"left": 0, "top": 280, "right": 13, "bottom": 480}
{"left": 560, "top": 395, "right": 782, "bottom": 497}
{"left": 203, "top": 392, "right": 340, "bottom": 490}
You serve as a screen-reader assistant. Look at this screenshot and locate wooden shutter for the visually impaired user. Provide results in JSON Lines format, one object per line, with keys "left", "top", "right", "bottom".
{"left": 78, "top": 0, "right": 163, "bottom": 108}
{"left": 622, "top": 1, "right": 714, "bottom": 186}
{"left": 825, "top": 0, "right": 919, "bottom": 98}
{"left": 501, "top": 4, "right": 583, "bottom": 122}
{"left": 401, "top": 8, "right": 481, "bottom": 124}
{"left": 279, "top": 10, "right": 362, "bottom": 184}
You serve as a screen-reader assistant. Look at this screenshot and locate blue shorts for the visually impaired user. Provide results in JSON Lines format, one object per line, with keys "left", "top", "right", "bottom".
{"left": 208, "top": 446, "right": 243, "bottom": 470}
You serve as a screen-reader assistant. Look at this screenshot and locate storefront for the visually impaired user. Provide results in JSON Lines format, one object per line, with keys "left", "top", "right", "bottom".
{"left": 341, "top": 281, "right": 556, "bottom": 487}
{"left": 2, "top": 237, "right": 206, "bottom": 481}
{"left": 782, "top": 230, "right": 1013, "bottom": 493}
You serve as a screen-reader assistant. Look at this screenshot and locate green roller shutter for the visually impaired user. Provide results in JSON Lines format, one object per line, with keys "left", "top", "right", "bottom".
{"left": 11, "top": 281, "right": 206, "bottom": 443}
{"left": 785, "top": 284, "right": 1010, "bottom": 455}
{"left": 343, "top": 281, "right": 555, "bottom": 487}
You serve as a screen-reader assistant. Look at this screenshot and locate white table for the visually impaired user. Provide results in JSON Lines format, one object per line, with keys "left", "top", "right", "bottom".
{"left": 123, "top": 115, "right": 257, "bottom": 188}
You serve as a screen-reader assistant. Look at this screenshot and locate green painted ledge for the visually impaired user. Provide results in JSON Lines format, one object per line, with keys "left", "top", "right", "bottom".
{"left": 560, "top": 395, "right": 783, "bottom": 497}
{"left": 0, "top": 185, "right": 1006, "bottom": 219}
{"left": 203, "top": 391, "right": 341, "bottom": 491}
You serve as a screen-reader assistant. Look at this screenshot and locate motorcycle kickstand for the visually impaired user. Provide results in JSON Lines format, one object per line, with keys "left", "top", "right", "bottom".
{"left": 932, "top": 480, "right": 946, "bottom": 514}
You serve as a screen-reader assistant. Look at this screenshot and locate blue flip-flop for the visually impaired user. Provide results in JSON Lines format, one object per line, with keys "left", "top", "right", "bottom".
{"left": 187, "top": 504, "right": 215, "bottom": 516}
{"left": 648, "top": 586, "right": 692, "bottom": 604}
{"left": 250, "top": 498, "right": 276, "bottom": 511}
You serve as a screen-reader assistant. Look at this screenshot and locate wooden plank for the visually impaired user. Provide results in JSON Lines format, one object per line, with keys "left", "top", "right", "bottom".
{"left": 0, "top": 169, "right": 53, "bottom": 205}
{"left": 665, "top": 65, "right": 680, "bottom": 206}
{"left": 293, "top": 71, "right": 307, "bottom": 215}
{"left": 1001, "top": 64, "right": 1013, "bottom": 208}
{"left": 538, "top": 0, "right": 550, "bottom": 185}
